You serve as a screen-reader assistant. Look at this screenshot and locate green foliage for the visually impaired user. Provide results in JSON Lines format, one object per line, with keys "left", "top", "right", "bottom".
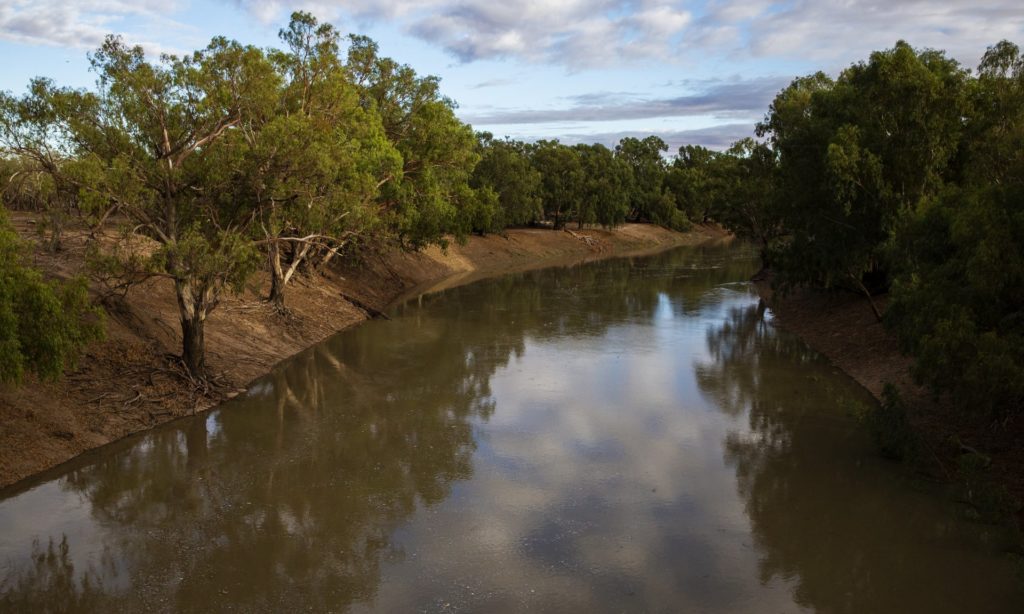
{"left": 233, "top": 12, "right": 403, "bottom": 308}
{"left": 530, "top": 140, "right": 584, "bottom": 230}
{"left": 0, "top": 208, "right": 102, "bottom": 383}
{"left": 664, "top": 144, "right": 719, "bottom": 223}
{"left": 702, "top": 37, "right": 1024, "bottom": 438}
{"left": 862, "top": 384, "right": 917, "bottom": 460}
{"left": 959, "top": 41, "right": 1024, "bottom": 184}
{"left": 471, "top": 133, "right": 542, "bottom": 231}
{"left": 573, "top": 143, "right": 632, "bottom": 228}
{"left": 346, "top": 33, "right": 486, "bottom": 249}
{"left": 0, "top": 32, "right": 280, "bottom": 375}
{"left": 474, "top": 136, "right": 636, "bottom": 232}
{"left": 671, "top": 139, "right": 781, "bottom": 257}
{"left": 956, "top": 449, "right": 1020, "bottom": 524}
{"left": 758, "top": 42, "right": 968, "bottom": 298}
{"left": 615, "top": 136, "right": 677, "bottom": 226}
{"left": 722, "top": 140, "right": 780, "bottom": 247}
{"left": 885, "top": 41, "right": 1024, "bottom": 418}
{"left": 888, "top": 183, "right": 1024, "bottom": 417}
{"left": 1, "top": 10, "right": 709, "bottom": 377}
{"left": 0, "top": 92, "right": 82, "bottom": 252}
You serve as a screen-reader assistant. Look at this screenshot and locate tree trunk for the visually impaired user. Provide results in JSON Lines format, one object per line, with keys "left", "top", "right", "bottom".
{"left": 851, "top": 273, "right": 883, "bottom": 322}
{"left": 175, "top": 280, "right": 208, "bottom": 378}
{"left": 46, "top": 207, "right": 64, "bottom": 253}
{"left": 181, "top": 312, "right": 206, "bottom": 376}
{"left": 268, "top": 241, "right": 286, "bottom": 312}
{"left": 268, "top": 240, "right": 314, "bottom": 311}
{"left": 319, "top": 247, "right": 337, "bottom": 271}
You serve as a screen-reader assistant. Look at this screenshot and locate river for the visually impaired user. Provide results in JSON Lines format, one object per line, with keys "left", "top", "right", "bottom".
{"left": 1, "top": 241, "right": 1021, "bottom": 612}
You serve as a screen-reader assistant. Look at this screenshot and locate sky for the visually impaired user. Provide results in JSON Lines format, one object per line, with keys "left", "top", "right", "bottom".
{"left": 1, "top": 1, "right": 1022, "bottom": 152}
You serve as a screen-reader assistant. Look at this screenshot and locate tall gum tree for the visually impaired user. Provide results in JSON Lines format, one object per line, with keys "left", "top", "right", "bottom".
{"left": 530, "top": 140, "right": 584, "bottom": 230}
{"left": 759, "top": 42, "right": 968, "bottom": 318}
{"left": 470, "top": 133, "right": 543, "bottom": 232}
{"left": 573, "top": 143, "right": 630, "bottom": 229}
{"left": 885, "top": 40, "right": 1024, "bottom": 417}
{"left": 235, "top": 12, "right": 401, "bottom": 311}
{"left": 614, "top": 136, "right": 684, "bottom": 229}
{"left": 1, "top": 36, "right": 279, "bottom": 377}
{"left": 0, "top": 81, "right": 85, "bottom": 251}
{"left": 346, "top": 35, "right": 487, "bottom": 248}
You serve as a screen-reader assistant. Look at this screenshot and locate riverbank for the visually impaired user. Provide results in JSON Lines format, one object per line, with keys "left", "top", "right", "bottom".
{"left": 0, "top": 217, "right": 727, "bottom": 489}
{"left": 758, "top": 281, "right": 1024, "bottom": 527}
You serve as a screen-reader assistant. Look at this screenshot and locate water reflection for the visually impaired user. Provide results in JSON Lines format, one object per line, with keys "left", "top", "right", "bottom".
{"left": 699, "top": 305, "right": 1023, "bottom": 614}
{"left": 1, "top": 313, "right": 509, "bottom": 610}
{"left": 1, "top": 242, "right": 1021, "bottom": 612}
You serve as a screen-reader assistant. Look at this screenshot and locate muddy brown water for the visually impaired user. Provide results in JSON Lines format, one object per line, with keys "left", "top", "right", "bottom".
{"left": 1, "top": 243, "right": 1022, "bottom": 613}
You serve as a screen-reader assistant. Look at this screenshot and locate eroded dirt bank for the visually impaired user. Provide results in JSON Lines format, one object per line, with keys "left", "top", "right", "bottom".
{"left": 756, "top": 283, "right": 912, "bottom": 401}
{"left": 759, "top": 282, "right": 1024, "bottom": 523}
{"left": 0, "top": 219, "right": 726, "bottom": 489}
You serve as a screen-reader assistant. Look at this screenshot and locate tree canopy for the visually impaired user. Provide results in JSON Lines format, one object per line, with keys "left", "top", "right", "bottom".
{"left": 0, "top": 11, "right": 719, "bottom": 380}
{"left": 699, "top": 38, "right": 1024, "bottom": 420}
{"left": 12, "top": 9, "right": 1013, "bottom": 417}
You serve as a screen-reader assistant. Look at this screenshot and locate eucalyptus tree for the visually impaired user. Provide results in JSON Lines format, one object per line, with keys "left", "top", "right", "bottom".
{"left": 470, "top": 133, "right": 542, "bottom": 231}
{"left": 759, "top": 42, "right": 968, "bottom": 318}
{"left": 614, "top": 135, "right": 683, "bottom": 228}
{"left": 530, "top": 140, "right": 584, "bottom": 229}
{"left": 573, "top": 143, "right": 631, "bottom": 228}
{"left": 885, "top": 40, "right": 1024, "bottom": 417}
{"left": 665, "top": 144, "right": 720, "bottom": 224}
{"left": 346, "top": 35, "right": 488, "bottom": 248}
{"left": 233, "top": 13, "right": 401, "bottom": 311}
{"left": 959, "top": 39, "right": 1024, "bottom": 185}
{"left": 0, "top": 36, "right": 280, "bottom": 377}
{"left": 715, "top": 139, "right": 781, "bottom": 262}
{"left": 0, "top": 84, "right": 84, "bottom": 251}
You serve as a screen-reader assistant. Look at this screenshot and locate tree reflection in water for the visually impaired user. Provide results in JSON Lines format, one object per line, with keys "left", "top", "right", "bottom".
{"left": 697, "top": 304, "right": 1023, "bottom": 614}
{"left": 0, "top": 243, "right": 752, "bottom": 611}
{"left": 0, "top": 298, "right": 522, "bottom": 610}
{"left": 9, "top": 243, "right": 1017, "bottom": 612}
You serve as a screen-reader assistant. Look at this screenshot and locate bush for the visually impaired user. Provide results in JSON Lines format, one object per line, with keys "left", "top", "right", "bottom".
{"left": 0, "top": 208, "right": 103, "bottom": 383}
{"left": 862, "top": 384, "right": 917, "bottom": 460}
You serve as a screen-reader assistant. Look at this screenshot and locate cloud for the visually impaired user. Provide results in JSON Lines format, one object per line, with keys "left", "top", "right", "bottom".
{"left": 471, "top": 78, "right": 519, "bottom": 89}
{"left": 230, "top": 1, "right": 1023, "bottom": 69}
{"left": 234, "top": 0, "right": 694, "bottom": 68}
{"left": 704, "top": 0, "right": 1024, "bottom": 68}
{"left": 460, "top": 76, "right": 788, "bottom": 125}
{"left": 557, "top": 123, "right": 757, "bottom": 152}
{"left": 408, "top": 1, "right": 694, "bottom": 67}
{"left": 0, "top": 0, "right": 187, "bottom": 54}
{"left": 8, "top": 2, "right": 1020, "bottom": 70}
{"left": 480, "top": 123, "right": 757, "bottom": 153}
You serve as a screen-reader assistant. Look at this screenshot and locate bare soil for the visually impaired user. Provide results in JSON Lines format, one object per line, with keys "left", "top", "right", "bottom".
{"left": 0, "top": 217, "right": 725, "bottom": 489}
{"left": 756, "top": 282, "right": 914, "bottom": 400}
{"left": 760, "top": 281, "right": 1024, "bottom": 524}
